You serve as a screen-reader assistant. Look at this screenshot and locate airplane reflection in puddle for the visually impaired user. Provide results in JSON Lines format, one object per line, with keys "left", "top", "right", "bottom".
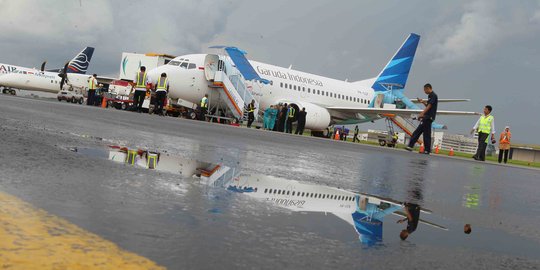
{"left": 74, "top": 146, "right": 448, "bottom": 246}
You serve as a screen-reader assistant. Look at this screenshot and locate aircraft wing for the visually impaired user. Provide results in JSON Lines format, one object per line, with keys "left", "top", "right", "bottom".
{"left": 412, "top": 99, "right": 470, "bottom": 103}
{"left": 327, "top": 107, "right": 480, "bottom": 117}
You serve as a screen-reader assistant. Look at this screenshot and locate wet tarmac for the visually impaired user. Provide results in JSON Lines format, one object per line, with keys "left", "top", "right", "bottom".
{"left": 1, "top": 94, "right": 539, "bottom": 269}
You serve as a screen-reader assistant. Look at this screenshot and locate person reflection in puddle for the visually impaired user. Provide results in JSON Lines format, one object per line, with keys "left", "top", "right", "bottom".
{"left": 397, "top": 203, "right": 421, "bottom": 240}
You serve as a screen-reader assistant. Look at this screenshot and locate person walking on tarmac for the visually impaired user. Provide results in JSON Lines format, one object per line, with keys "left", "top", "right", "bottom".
{"left": 247, "top": 100, "right": 256, "bottom": 128}
{"left": 87, "top": 74, "right": 98, "bottom": 106}
{"left": 353, "top": 125, "right": 360, "bottom": 143}
{"left": 498, "top": 126, "right": 511, "bottom": 164}
{"left": 278, "top": 103, "right": 288, "bottom": 132}
{"left": 285, "top": 104, "right": 296, "bottom": 133}
{"left": 471, "top": 105, "right": 496, "bottom": 161}
{"left": 132, "top": 66, "right": 151, "bottom": 113}
{"left": 405, "top": 83, "right": 438, "bottom": 154}
{"left": 295, "top": 107, "right": 307, "bottom": 135}
{"left": 154, "top": 73, "right": 169, "bottom": 116}
{"left": 199, "top": 94, "right": 209, "bottom": 121}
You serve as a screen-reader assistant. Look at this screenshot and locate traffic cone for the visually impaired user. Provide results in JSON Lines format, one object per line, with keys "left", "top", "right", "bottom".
{"left": 101, "top": 97, "right": 107, "bottom": 108}
{"left": 419, "top": 144, "right": 425, "bottom": 153}
{"left": 449, "top": 147, "right": 455, "bottom": 156}
{"left": 334, "top": 130, "right": 340, "bottom": 140}
{"left": 435, "top": 145, "right": 440, "bottom": 154}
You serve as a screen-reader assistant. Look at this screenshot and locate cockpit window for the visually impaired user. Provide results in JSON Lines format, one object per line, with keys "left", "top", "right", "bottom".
{"left": 168, "top": 61, "right": 181, "bottom": 66}
{"left": 180, "top": 62, "right": 189, "bottom": 69}
{"left": 188, "top": 63, "right": 196, "bottom": 69}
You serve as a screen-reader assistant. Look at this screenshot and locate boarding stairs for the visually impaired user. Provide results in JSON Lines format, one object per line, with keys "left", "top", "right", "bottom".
{"left": 206, "top": 46, "right": 272, "bottom": 122}
{"left": 387, "top": 115, "right": 422, "bottom": 144}
{"left": 211, "top": 69, "right": 259, "bottom": 120}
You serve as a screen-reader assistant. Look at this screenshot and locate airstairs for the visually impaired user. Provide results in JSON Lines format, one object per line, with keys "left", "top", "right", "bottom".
{"left": 205, "top": 47, "right": 271, "bottom": 122}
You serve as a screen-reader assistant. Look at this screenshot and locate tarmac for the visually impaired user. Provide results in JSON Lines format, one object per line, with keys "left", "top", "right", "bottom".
{"left": 1, "top": 94, "right": 539, "bottom": 269}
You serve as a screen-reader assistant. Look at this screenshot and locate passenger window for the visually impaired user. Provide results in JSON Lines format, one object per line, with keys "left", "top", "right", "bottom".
{"left": 321, "top": 91, "right": 325, "bottom": 95}
{"left": 317, "top": 90, "right": 320, "bottom": 95}
{"left": 273, "top": 189, "right": 277, "bottom": 194}
{"left": 280, "top": 82, "right": 283, "bottom": 88}
{"left": 294, "top": 85, "right": 296, "bottom": 90}
{"left": 302, "top": 87, "right": 305, "bottom": 92}
{"left": 289, "top": 84, "right": 292, "bottom": 89}
{"left": 308, "top": 88, "right": 310, "bottom": 93}
{"left": 287, "top": 191, "right": 290, "bottom": 195}
{"left": 188, "top": 63, "right": 196, "bottom": 69}
{"left": 284, "top": 83, "right": 288, "bottom": 88}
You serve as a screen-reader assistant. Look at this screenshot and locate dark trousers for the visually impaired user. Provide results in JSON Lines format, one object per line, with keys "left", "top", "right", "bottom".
{"left": 247, "top": 112, "right": 255, "bottom": 128}
{"left": 474, "top": 132, "right": 489, "bottom": 161}
{"left": 498, "top": 149, "right": 509, "bottom": 163}
{"left": 295, "top": 121, "right": 305, "bottom": 135}
{"left": 199, "top": 107, "right": 208, "bottom": 121}
{"left": 286, "top": 119, "right": 294, "bottom": 133}
{"left": 408, "top": 119, "right": 432, "bottom": 152}
{"left": 155, "top": 91, "right": 167, "bottom": 115}
{"left": 133, "top": 90, "right": 146, "bottom": 112}
{"left": 87, "top": 89, "right": 95, "bottom": 106}
{"left": 353, "top": 133, "right": 359, "bottom": 142}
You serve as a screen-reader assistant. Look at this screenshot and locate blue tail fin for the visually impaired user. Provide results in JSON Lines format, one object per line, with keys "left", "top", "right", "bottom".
{"left": 372, "top": 33, "right": 420, "bottom": 92}
{"left": 67, "top": 47, "right": 94, "bottom": 74}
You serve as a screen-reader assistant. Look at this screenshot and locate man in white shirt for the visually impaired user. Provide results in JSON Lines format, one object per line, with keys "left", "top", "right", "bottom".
{"left": 131, "top": 66, "right": 151, "bottom": 113}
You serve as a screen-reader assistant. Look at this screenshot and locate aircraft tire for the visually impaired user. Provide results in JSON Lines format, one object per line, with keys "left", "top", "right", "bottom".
{"left": 9, "top": 89, "right": 16, "bottom": 95}
{"left": 79, "top": 98, "right": 84, "bottom": 104}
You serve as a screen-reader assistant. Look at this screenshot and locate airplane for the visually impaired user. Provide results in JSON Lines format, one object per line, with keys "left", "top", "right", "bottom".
{"left": 148, "top": 33, "right": 479, "bottom": 136}
{"left": 74, "top": 145, "right": 447, "bottom": 246}
{"left": 0, "top": 47, "right": 95, "bottom": 95}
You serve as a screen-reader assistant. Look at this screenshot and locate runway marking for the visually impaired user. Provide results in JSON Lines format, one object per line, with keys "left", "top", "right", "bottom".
{"left": 0, "top": 191, "right": 165, "bottom": 270}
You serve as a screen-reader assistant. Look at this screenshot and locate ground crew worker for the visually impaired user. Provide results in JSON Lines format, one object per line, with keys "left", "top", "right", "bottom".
{"left": 131, "top": 66, "right": 151, "bottom": 113}
{"left": 398, "top": 203, "right": 421, "bottom": 240}
{"left": 471, "top": 105, "right": 495, "bottom": 161}
{"left": 154, "top": 73, "right": 169, "bottom": 116}
{"left": 498, "top": 126, "right": 511, "bottom": 164}
{"left": 295, "top": 107, "right": 307, "bottom": 135}
{"left": 199, "top": 94, "right": 209, "bottom": 121}
{"left": 392, "top": 132, "right": 399, "bottom": 147}
{"left": 353, "top": 125, "right": 359, "bottom": 143}
{"left": 278, "top": 103, "right": 288, "bottom": 132}
{"left": 285, "top": 105, "right": 296, "bottom": 133}
{"left": 405, "top": 83, "right": 438, "bottom": 154}
{"left": 87, "top": 74, "right": 98, "bottom": 106}
{"left": 247, "top": 100, "right": 256, "bottom": 128}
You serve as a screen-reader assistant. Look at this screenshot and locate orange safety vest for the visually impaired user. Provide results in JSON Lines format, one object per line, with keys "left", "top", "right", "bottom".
{"left": 500, "top": 131, "right": 511, "bottom": 144}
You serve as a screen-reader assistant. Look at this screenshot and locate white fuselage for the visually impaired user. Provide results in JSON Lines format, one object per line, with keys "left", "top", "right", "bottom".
{"left": 148, "top": 54, "right": 378, "bottom": 128}
{"left": 0, "top": 63, "right": 89, "bottom": 93}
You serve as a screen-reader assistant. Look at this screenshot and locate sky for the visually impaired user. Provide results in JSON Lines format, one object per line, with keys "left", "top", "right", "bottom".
{"left": 1, "top": 0, "right": 539, "bottom": 143}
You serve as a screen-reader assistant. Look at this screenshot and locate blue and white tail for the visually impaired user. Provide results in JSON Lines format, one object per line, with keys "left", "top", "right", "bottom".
{"left": 67, "top": 47, "right": 94, "bottom": 74}
{"left": 372, "top": 33, "right": 420, "bottom": 92}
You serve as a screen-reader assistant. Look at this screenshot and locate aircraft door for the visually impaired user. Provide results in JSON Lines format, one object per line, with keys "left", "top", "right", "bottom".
{"left": 204, "top": 54, "right": 220, "bottom": 81}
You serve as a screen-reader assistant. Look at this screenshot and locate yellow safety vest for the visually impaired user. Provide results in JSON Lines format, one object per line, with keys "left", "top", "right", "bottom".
{"left": 288, "top": 107, "right": 295, "bottom": 118}
{"left": 157, "top": 77, "right": 168, "bottom": 91}
{"left": 248, "top": 103, "right": 255, "bottom": 113}
{"left": 136, "top": 72, "right": 147, "bottom": 88}
{"left": 88, "top": 78, "right": 96, "bottom": 90}
{"left": 201, "top": 97, "right": 208, "bottom": 108}
{"left": 478, "top": 115, "right": 494, "bottom": 134}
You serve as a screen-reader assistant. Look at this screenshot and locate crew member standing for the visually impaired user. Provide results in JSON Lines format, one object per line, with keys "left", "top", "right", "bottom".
{"left": 87, "top": 74, "right": 98, "bottom": 106}
{"left": 278, "top": 103, "right": 288, "bottom": 132}
{"left": 471, "top": 105, "right": 495, "bottom": 161}
{"left": 498, "top": 126, "right": 511, "bottom": 164}
{"left": 295, "top": 107, "right": 307, "bottom": 135}
{"left": 285, "top": 105, "right": 296, "bottom": 133}
{"left": 154, "top": 73, "right": 169, "bottom": 116}
{"left": 247, "top": 100, "right": 256, "bottom": 128}
{"left": 353, "top": 125, "right": 359, "bottom": 143}
{"left": 199, "top": 94, "right": 209, "bottom": 121}
{"left": 132, "top": 66, "right": 151, "bottom": 113}
{"left": 405, "top": 84, "right": 438, "bottom": 154}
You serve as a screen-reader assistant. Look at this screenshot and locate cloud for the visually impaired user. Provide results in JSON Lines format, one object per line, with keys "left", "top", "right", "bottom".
{"left": 427, "top": 0, "right": 540, "bottom": 65}
{"left": 428, "top": 0, "right": 500, "bottom": 65}
{"left": 0, "top": 0, "right": 242, "bottom": 74}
